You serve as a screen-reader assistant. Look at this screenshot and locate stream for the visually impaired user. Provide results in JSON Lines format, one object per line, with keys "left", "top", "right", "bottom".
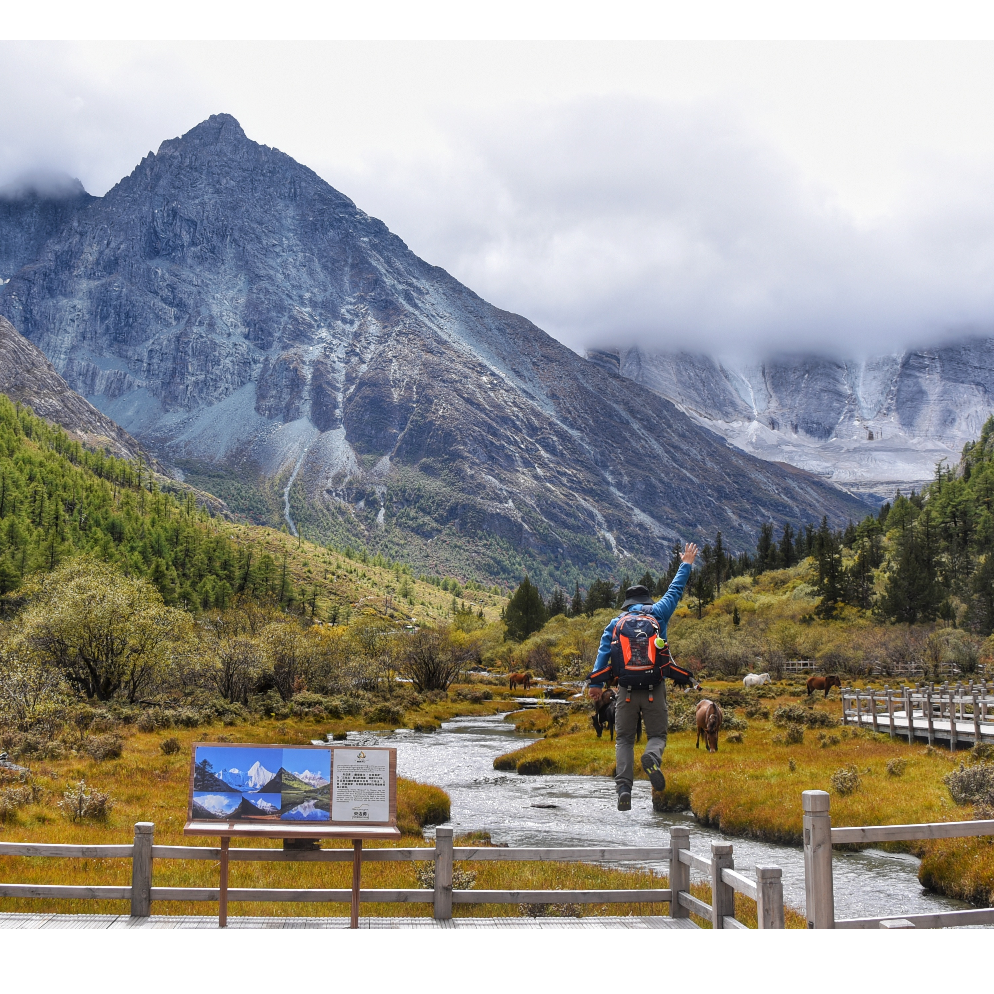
{"left": 334, "top": 710, "right": 979, "bottom": 922}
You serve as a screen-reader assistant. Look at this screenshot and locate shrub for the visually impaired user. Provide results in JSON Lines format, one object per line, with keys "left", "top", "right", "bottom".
{"left": 971, "top": 743, "right": 994, "bottom": 762}
{"left": 84, "top": 733, "right": 123, "bottom": 762}
{"left": 726, "top": 731, "right": 744, "bottom": 744}
{"left": 773, "top": 704, "right": 836, "bottom": 729}
{"left": 59, "top": 779, "right": 112, "bottom": 822}
{"left": 365, "top": 702, "right": 405, "bottom": 725}
{"left": 773, "top": 724, "right": 804, "bottom": 746}
{"left": 136, "top": 712, "right": 157, "bottom": 733}
{"left": 887, "top": 758, "right": 908, "bottom": 777}
{"left": 160, "top": 737, "right": 181, "bottom": 755}
{"left": 519, "top": 902, "right": 582, "bottom": 918}
{"left": 454, "top": 688, "right": 493, "bottom": 703}
{"left": 944, "top": 762, "right": 994, "bottom": 808}
{"left": 723, "top": 712, "right": 748, "bottom": 731}
{"left": 332, "top": 730, "right": 348, "bottom": 741}
{"left": 744, "top": 703, "right": 770, "bottom": 719}
{"left": 415, "top": 864, "right": 477, "bottom": 890}
{"left": 818, "top": 733, "right": 841, "bottom": 748}
{"left": 831, "top": 765, "right": 862, "bottom": 796}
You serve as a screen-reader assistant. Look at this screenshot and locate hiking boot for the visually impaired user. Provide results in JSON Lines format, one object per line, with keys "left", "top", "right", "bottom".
{"left": 641, "top": 755, "right": 666, "bottom": 792}
{"left": 617, "top": 791, "right": 632, "bottom": 811}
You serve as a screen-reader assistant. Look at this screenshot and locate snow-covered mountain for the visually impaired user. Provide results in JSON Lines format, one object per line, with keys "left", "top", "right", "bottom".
{"left": 219, "top": 761, "right": 273, "bottom": 791}
{"left": 587, "top": 344, "right": 994, "bottom": 499}
{"left": 194, "top": 793, "right": 239, "bottom": 816}
{"left": 293, "top": 770, "right": 330, "bottom": 788}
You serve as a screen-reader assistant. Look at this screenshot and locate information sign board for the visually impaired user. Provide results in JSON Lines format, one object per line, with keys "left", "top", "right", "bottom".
{"left": 183, "top": 742, "right": 398, "bottom": 839}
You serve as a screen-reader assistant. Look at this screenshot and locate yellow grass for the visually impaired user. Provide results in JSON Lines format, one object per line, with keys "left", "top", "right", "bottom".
{"left": 0, "top": 711, "right": 728, "bottom": 922}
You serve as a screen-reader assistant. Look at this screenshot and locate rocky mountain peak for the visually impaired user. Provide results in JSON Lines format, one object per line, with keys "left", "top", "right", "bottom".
{"left": 0, "top": 115, "right": 870, "bottom": 584}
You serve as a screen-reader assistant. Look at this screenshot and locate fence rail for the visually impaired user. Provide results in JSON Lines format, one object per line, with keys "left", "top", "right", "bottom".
{"left": 0, "top": 822, "right": 784, "bottom": 929}
{"left": 802, "top": 789, "right": 994, "bottom": 929}
{"left": 841, "top": 681, "right": 994, "bottom": 749}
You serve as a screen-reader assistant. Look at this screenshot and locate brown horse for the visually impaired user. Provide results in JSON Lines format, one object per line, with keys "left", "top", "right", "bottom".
{"left": 509, "top": 672, "right": 532, "bottom": 691}
{"left": 695, "top": 699, "right": 723, "bottom": 753}
{"left": 806, "top": 675, "right": 841, "bottom": 698}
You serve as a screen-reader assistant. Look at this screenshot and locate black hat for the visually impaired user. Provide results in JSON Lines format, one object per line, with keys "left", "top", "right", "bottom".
{"left": 621, "top": 585, "right": 652, "bottom": 609}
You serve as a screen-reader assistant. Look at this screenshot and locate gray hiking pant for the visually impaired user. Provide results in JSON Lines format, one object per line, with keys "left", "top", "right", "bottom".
{"left": 614, "top": 686, "right": 668, "bottom": 795}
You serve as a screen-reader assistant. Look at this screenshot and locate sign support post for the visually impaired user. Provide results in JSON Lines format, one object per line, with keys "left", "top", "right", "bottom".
{"left": 351, "top": 839, "right": 363, "bottom": 929}
{"left": 219, "top": 836, "right": 231, "bottom": 928}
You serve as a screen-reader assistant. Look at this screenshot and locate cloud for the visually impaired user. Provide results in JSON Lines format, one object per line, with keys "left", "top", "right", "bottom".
{"left": 333, "top": 96, "right": 994, "bottom": 358}
{"left": 6, "top": 43, "right": 994, "bottom": 360}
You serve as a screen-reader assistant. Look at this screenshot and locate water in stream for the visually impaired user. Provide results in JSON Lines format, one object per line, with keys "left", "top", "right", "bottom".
{"left": 340, "top": 711, "right": 975, "bottom": 922}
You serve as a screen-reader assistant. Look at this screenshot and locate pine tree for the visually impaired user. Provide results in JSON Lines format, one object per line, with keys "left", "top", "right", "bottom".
{"left": 504, "top": 576, "right": 548, "bottom": 641}
{"left": 546, "top": 587, "right": 567, "bottom": 618}
{"left": 879, "top": 511, "right": 941, "bottom": 624}
{"left": 570, "top": 581, "right": 583, "bottom": 617}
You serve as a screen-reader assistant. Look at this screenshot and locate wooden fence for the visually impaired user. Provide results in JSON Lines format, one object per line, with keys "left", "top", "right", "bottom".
{"left": 787, "top": 661, "right": 988, "bottom": 679}
{"left": 802, "top": 789, "right": 994, "bottom": 929}
{"left": 0, "top": 823, "right": 785, "bottom": 928}
{"left": 841, "top": 681, "right": 994, "bottom": 748}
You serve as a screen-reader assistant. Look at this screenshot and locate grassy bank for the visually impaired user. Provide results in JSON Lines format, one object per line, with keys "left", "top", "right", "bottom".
{"left": 494, "top": 680, "right": 994, "bottom": 905}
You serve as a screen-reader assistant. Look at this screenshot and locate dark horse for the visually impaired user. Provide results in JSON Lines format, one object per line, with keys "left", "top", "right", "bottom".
{"left": 591, "top": 689, "right": 617, "bottom": 740}
{"left": 806, "top": 675, "right": 841, "bottom": 698}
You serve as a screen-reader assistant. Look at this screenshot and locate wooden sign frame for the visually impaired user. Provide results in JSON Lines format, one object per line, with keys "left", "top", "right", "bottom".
{"left": 183, "top": 743, "right": 400, "bottom": 928}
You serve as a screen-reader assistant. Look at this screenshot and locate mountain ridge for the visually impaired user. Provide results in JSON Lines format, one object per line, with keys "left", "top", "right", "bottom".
{"left": 0, "top": 113, "right": 870, "bottom": 584}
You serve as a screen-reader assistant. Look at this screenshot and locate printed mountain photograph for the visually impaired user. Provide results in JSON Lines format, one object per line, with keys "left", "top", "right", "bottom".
{"left": 190, "top": 745, "right": 332, "bottom": 822}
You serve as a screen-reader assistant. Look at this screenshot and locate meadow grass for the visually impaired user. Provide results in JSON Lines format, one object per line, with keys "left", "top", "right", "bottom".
{"left": 0, "top": 708, "right": 733, "bottom": 921}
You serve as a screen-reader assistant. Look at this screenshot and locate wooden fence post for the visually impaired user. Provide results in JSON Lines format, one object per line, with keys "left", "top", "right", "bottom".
{"left": 904, "top": 688, "right": 914, "bottom": 745}
{"left": 709, "top": 842, "right": 735, "bottom": 929}
{"left": 802, "top": 789, "right": 834, "bottom": 929}
{"left": 669, "top": 826, "right": 690, "bottom": 919}
{"left": 950, "top": 691, "right": 958, "bottom": 751}
{"left": 755, "top": 865, "right": 785, "bottom": 929}
{"left": 433, "top": 827, "right": 453, "bottom": 920}
{"left": 926, "top": 691, "right": 934, "bottom": 745}
{"left": 130, "top": 822, "right": 153, "bottom": 918}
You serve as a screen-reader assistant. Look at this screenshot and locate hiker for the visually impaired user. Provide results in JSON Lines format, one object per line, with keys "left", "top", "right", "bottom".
{"left": 586, "top": 544, "right": 701, "bottom": 811}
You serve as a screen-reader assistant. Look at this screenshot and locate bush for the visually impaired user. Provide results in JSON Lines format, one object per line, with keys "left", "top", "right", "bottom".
{"left": 831, "top": 765, "right": 862, "bottom": 796}
{"left": 818, "top": 733, "right": 841, "bottom": 748}
{"left": 59, "top": 779, "right": 112, "bottom": 821}
{"left": 415, "top": 864, "right": 477, "bottom": 890}
{"left": 84, "top": 734, "right": 123, "bottom": 762}
{"left": 160, "top": 737, "right": 181, "bottom": 755}
{"left": 454, "top": 688, "right": 493, "bottom": 703}
{"left": 772, "top": 704, "right": 836, "bottom": 729}
{"left": 887, "top": 758, "right": 908, "bottom": 777}
{"left": 726, "top": 731, "right": 744, "bottom": 744}
{"left": 723, "top": 711, "right": 748, "bottom": 731}
{"left": 365, "top": 702, "right": 405, "bottom": 725}
{"left": 773, "top": 724, "right": 805, "bottom": 746}
{"left": 944, "top": 762, "right": 994, "bottom": 807}
{"left": 744, "top": 703, "right": 770, "bottom": 719}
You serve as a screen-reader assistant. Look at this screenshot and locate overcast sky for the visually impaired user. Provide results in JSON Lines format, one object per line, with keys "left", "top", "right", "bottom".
{"left": 4, "top": 41, "right": 994, "bottom": 357}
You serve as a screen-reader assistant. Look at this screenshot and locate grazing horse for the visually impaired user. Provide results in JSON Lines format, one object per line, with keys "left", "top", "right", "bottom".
{"left": 695, "top": 699, "right": 723, "bottom": 753}
{"left": 591, "top": 688, "right": 617, "bottom": 740}
{"left": 509, "top": 672, "right": 533, "bottom": 691}
{"left": 743, "top": 672, "right": 771, "bottom": 688}
{"left": 806, "top": 674, "right": 841, "bottom": 698}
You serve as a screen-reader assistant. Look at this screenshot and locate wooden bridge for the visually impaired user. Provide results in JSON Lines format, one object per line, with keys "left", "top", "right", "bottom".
{"left": 0, "top": 824, "right": 784, "bottom": 929}
{"left": 841, "top": 681, "right": 994, "bottom": 748}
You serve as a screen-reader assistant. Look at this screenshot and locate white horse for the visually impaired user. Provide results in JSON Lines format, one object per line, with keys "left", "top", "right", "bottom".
{"left": 743, "top": 672, "right": 771, "bottom": 688}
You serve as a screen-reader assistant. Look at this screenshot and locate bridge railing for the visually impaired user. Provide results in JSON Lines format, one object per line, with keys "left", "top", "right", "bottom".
{"left": 802, "top": 789, "right": 994, "bottom": 929}
{"left": 841, "top": 682, "right": 994, "bottom": 748}
{"left": 0, "top": 822, "right": 785, "bottom": 927}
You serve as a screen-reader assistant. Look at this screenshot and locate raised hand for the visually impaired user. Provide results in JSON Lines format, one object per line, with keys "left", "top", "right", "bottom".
{"left": 681, "top": 542, "right": 699, "bottom": 565}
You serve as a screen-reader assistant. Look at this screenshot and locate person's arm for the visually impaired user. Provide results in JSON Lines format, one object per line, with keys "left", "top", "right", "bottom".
{"left": 586, "top": 618, "right": 617, "bottom": 690}
{"left": 650, "top": 543, "right": 699, "bottom": 623}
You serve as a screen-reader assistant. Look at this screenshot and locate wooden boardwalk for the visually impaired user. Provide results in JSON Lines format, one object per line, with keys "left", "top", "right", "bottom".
{"left": 0, "top": 912, "right": 698, "bottom": 929}
{"left": 842, "top": 684, "right": 994, "bottom": 748}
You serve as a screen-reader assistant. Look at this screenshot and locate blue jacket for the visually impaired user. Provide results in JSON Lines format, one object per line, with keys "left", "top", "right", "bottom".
{"left": 586, "top": 562, "right": 694, "bottom": 688}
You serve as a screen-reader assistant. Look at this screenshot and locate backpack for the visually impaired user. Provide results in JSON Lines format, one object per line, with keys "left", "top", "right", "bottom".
{"left": 609, "top": 611, "right": 671, "bottom": 689}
